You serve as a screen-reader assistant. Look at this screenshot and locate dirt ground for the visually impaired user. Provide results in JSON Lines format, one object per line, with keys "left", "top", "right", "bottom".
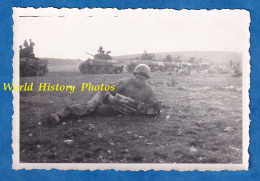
{"left": 19, "top": 71, "right": 242, "bottom": 163}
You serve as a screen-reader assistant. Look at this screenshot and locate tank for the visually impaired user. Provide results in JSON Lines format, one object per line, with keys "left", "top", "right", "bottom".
{"left": 79, "top": 46, "right": 124, "bottom": 74}
{"left": 20, "top": 57, "right": 48, "bottom": 77}
{"left": 125, "top": 51, "right": 161, "bottom": 72}
{"left": 126, "top": 60, "right": 163, "bottom": 73}
{"left": 19, "top": 39, "right": 48, "bottom": 77}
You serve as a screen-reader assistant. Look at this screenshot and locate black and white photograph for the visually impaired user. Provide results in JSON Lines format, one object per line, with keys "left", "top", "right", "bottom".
{"left": 12, "top": 8, "right": 250, "bottom": 170}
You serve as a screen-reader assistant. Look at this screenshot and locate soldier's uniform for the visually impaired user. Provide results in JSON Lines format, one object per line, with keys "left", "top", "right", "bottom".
{"left": 49, "top": 64, "right": 158, "bottom": 123}
{"left": 110, "top": 77, "right": 156, "bottom": 104}
{"left": 55, "top": 77, "right": 157, "bottom": 119}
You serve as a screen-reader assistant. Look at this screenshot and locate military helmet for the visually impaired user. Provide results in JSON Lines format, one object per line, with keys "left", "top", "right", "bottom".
{"left": 133, "top": 64, "right": 151, "bottom": 78}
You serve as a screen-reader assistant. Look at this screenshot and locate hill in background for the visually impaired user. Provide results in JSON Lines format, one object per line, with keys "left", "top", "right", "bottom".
{"left": 114, "top": 51, "right": 242, "bottom": 65}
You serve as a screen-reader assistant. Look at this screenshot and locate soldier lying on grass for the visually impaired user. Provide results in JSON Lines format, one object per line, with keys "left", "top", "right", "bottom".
{"left": 48, "top": 64, "right": 161, "bottom": 124}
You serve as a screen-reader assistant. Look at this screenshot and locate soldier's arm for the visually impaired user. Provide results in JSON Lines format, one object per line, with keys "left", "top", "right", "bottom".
{"left": 141, "top": 90, "right": 161, "bottom": 115}
{"left": 149, "top": 92, "right": 157, "bottom": 104}
{"left": 144, "top": 87, "right": 157, "bottom": 104}
{"left": 102, "top": 79, "right": 126, "bottom": 104}
{"left": 109, "top": 79, "right": 126, "bottom": 96}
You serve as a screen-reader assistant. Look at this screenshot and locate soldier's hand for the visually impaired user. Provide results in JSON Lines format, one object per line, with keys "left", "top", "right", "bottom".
{"left": 107, "top": 94, "right": 115, "bottom": 105}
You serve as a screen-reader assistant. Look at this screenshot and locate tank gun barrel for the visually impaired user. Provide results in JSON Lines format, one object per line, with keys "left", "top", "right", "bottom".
{"left": 85, "top": 52, "right": 94, "bottom": 57}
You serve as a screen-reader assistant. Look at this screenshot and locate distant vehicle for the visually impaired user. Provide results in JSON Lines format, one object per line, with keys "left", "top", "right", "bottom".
{"left": 79, "top": 46, "right": 124, "bottom": 74}
{"left": 125, "top": 60, "right": 163, "bottom": 73}
{"left": 125, "top": 51, "right": 163, "bottom": 73}
{"left": 19, "top": 39, "right": 48, "bottom": 77}
{"left": 20, "top": 57, "right": 48, "bottom": 77}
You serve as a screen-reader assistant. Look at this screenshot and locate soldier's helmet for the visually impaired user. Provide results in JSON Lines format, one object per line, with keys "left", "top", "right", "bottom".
{"left": 133, "top": 64, "right": 151, "bottom": 78}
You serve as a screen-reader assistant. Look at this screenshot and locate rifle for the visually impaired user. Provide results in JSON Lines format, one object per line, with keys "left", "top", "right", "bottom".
{"left": 112, "top": 93, "right": 161, "bottom": 116}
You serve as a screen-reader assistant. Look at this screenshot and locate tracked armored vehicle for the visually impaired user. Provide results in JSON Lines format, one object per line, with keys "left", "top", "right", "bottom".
{"left": 125, "top": 51, "right": 164, "bottom": 72}
{"left": 126, "top": 60, "right": 163, "bottom": 73}
{"left": 19, "top": 39, "right": 48, "bottom": 77}
{"left": 20, "top": 57, "right": 48, "bottom": 77}
{"left": 79, "top": 46, "right": 124, "bottom": 74}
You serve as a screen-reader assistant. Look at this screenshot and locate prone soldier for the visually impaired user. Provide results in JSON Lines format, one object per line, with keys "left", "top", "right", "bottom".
{"left": 49, "top": 64, "right": 160, "bottom": 124}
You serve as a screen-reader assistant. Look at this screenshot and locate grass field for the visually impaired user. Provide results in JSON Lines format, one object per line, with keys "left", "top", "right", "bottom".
{"left": 19, "top": 70, "right": 242, "bottom": 163}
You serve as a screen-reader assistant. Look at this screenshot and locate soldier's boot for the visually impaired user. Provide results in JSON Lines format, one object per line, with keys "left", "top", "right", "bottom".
{"left": 48, "top": 91, "right": 104, "bottom": 124}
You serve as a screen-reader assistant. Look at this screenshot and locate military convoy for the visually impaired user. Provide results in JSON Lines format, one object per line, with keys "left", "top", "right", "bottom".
{"left": 79, "top": 46, "right": 124, "bottom": 74}
{"left": 18, "top": 41, "right": 236, "bottom": 77}
{"left": 125, "top": 52, "right": 201, "bottom": 75}
{"left": 79, "top": 46, "right": 241, "bottom": 77}
{"left": 19, "top": 39, "right": 48, "bottom": 77}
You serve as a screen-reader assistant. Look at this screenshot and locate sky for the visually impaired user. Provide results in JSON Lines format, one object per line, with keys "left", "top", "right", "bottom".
{"left": 13, "top": 8, "right": 250, "bottom": 60}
